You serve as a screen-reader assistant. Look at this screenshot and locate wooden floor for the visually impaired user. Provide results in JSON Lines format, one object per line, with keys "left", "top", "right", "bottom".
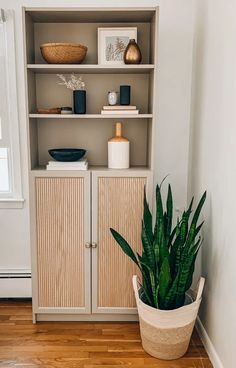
{"left": 0, "top": 300, "right": 212, "bottom": 368}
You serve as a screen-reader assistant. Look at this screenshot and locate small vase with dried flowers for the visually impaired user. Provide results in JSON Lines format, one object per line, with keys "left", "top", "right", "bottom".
{"left": 57, "top": 74, "right": 86, "bottom": 114}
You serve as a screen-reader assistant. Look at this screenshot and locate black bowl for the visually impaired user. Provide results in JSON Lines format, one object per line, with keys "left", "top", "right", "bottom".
{"left": 48, "top": 148, "right": 86, "bottom": 162}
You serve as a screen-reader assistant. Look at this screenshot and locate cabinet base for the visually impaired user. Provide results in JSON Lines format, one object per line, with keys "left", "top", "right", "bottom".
{"left": 34, "top": 313, "right": 139, "bottom": 323}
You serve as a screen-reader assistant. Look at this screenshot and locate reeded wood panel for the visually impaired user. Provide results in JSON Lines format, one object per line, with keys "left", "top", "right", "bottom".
{"left": 98, "top": 177, "right": 146, "bottom": 308}
{"left": 36, "top": 177, "right": 85, "bottom": 308}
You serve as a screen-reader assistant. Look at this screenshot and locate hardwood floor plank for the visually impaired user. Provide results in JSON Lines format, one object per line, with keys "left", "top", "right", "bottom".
{"left": 0, "top": 301, "right": 213, "bottom": 368}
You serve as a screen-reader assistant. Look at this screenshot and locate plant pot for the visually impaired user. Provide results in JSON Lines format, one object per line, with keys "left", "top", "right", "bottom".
{"left": 132, "top": 275, "right": 205, "bottom": 360}
{"left": 73, "top": 90, "right": 86, "bottom": 114}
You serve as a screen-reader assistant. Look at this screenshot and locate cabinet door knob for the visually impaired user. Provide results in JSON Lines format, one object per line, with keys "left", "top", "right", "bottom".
{"left": 91, "top": 242, "right": 97, "bottom": 248}
{"left": 85, "top": 242, "right": 91, "bottom": 248}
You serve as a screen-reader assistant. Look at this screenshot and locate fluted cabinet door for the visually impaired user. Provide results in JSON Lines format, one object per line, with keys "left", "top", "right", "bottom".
{"left": 92, "top": 171, "right": 152, "bottom": 314}
{"left": 34, "top": 174, "right": 90, "bottom": 313}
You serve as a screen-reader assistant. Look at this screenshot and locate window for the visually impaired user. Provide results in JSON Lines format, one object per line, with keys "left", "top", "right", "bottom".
{"left": 0, "top": 9, "right": 23, "bottom": 208}
{"left": 0, "top": 148, "right": 10, "bottom": 192}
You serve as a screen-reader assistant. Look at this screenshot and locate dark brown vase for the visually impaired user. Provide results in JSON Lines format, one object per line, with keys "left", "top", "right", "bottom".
{"left": 124, "top": 39, "right": 142, "bottom": 64}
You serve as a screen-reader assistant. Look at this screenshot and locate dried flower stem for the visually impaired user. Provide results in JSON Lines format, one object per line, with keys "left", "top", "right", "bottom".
{"left": 57, "top": 74, "right": 85, "bottom": 91}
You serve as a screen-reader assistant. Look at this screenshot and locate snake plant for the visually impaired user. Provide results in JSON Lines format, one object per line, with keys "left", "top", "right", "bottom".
{"left": 110, "top": 182, "right": 206, "bottom": 310}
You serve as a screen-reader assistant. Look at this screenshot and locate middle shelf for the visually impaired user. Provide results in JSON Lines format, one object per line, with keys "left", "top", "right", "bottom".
{"left": 27, "top": 72, "right": 152, "bottom": 115}
{"left": 29, "top": 114, "right": 153, "bottom": 119}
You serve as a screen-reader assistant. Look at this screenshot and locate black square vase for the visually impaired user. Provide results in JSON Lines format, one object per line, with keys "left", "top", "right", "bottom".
{"left": 73, "top": 90, "right": 86, "bottom": 114}
{"left": 120, "top": 85, "right": 131, "bottom": 105}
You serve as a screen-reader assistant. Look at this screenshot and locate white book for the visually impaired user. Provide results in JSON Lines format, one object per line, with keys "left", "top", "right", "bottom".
{"left": 47, "top": 164, "right": 88, "bottom": 171}
{"left": 48, "top": 159, "right": 87, "bottom": 167}
{"left": 103, "top": 105, "right": 137, "bottom": 110}
{"left": 101, "top": 110, "right": 139, "bottom": 115}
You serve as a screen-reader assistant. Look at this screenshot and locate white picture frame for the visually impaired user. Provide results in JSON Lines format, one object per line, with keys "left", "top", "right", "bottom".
{"left": 97, "top": 27, "right": 137, "bottom": 65}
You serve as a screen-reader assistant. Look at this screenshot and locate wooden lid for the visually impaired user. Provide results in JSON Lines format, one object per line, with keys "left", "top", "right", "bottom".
{"left": 108, "top": 122, "right": 129, "bottom": 142}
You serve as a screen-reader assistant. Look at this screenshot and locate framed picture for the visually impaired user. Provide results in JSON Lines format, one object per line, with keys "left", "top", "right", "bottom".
{"left": 98, "top": 27, "right": 137, "bottom": 65}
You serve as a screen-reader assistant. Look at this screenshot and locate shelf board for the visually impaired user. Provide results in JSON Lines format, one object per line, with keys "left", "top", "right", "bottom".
{"left": 27, "top": 64, "right": 155, "bottom": 74}
{"left": 31, "top": 166, "right": 151, "bottom": 173}
{"left": 29, "top": 113, "right": 153, "bottom": 119}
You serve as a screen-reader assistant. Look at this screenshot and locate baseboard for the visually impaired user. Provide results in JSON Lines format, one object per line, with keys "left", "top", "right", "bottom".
{"left": 0, "top": 276, "right": 32, "bottom": 298}
{"left": 196, "top": 317, "right": 224, "bottom": 368}
{"left": 36, "top": 313, "right": 139, "bottom": 322}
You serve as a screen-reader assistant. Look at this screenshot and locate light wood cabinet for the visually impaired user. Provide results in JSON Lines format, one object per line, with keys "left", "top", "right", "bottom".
{"left": 31, "top": 171, "right": 151, "bottom": 321}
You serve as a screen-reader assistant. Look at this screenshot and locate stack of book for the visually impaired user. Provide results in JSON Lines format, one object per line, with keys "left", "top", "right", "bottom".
{"left": 101, "top": 105, "right": 139, "bottom": 115}
{"left": 46, "top": 158, "right": 88, "bottom": 171}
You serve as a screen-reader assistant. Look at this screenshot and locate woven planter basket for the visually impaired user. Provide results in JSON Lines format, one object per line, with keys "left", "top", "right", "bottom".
{"left": 40, "top": 43, "right": 88, "bottom": 64}
{"left": 133, "top": 275, "right": 205, "bottom": 360}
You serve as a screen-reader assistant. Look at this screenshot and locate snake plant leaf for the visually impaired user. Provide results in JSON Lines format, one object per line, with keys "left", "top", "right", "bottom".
{"left": 170, "top": 234, "right": 182, "bottom": 277}
{"left": 140, "top": 260, "right": 157, "bottom": 307}
{"left": 165, "top": 184, "right": 173, "bottom": 244}
{"left": 137, "top": 252, "right": 155, "bottom": 305}
{"left": 163, "top": 212, "right": 167, "bottom": 239}
{"left": 153, "top": 239, "right": 160, "bottom": 266}
{"left": 110, "top": 228, "right": 139, "bottom": 267}
{"left": 149, "top": 270, "right": 158, "bottom": 308}
{"left": 163, "top": 270, "right": 180, "bottom": 309}
{"left": 143, "top": 186, "right": 153, "bottom": 245}
{"left": 184, "top": 191, "right": 206, "bottom": 252}
{"left": 169, "top": 218, "right": 181, "bottom": 273}
{"left": 141, "top": 274, "right": 154, "bottom": 306}
{"left": 154, "top": 184, "right": 164, "bottom": 238}
{"left": 154, "top": 183, "right": 169, "bottom": 266}
{"left": 159, "top": 226, "right": 169, "bottom": 266}
{"left": 190, "top": 191, "right": 207, "bottom": 229}
{"left": 168, "top": 225, "right": 177, "bottom": 248}
{"left": 183, "top": 238, "right": 202, "bottom": 292}
{"left": 141, "top": 221, "right": 155, "bottom": 270}
{"left": 186, "top": 196, "right": 194, "bottom": 216}
{"left": 180, "top": 211, "right": 189, "bottom": 244}
{"left": 155, "top": 285, "right": 159, "bottom": 308}
{"left": 176, "top": 217, "right": 181, "bottom": 237}
{"left": 185, "top": 242, "right": 202, "bottom": 291}
{"left": 175, "top": 246, "right": 201, "bottom": 308}
{"left": 141, "top": 250, "right": 149, "bottom": 265}
{"left": 139, "top": 283, "right": 153, "bottom": 306}
{"left": 181, "top": 192, "right": 207, "bottom": 264}
{"left": 158, "top": 257, "right": 172, "bottom": 308}
{"left": 139, "top": 258, "right": 153, "bottom": 273}
{"left": 194, "top": 221, "right": 204, "bottom": 238}
{"left": 189, "top": 237, "right": 201, "bottom": 255}
{"left": 179, "top": 199, "right": 193, "bottom": 244}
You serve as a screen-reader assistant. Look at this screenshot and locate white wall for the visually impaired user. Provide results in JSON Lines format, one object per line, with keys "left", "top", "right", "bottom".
{"left": 190, "top": 1, "right": 236, "bottom": 367}
{"left": 0, "top": 0, "right": 195, "bottom": 290}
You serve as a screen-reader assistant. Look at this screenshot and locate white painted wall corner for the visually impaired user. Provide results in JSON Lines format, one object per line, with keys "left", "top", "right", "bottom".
{"left": 196, "top": 317, "right": 224, "bottom": 368}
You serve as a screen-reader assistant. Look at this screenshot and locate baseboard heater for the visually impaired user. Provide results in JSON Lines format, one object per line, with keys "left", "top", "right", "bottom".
{"left": 0, "top": 270, "right": 32, "bottom": 297}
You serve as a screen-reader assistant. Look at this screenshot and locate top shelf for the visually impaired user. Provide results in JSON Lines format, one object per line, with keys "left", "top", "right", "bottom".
{"left": 27, "top": 64, "right": 155, "bottom": 74}
{"left": 25, "top": 8, "right": 157, "bottom": 23}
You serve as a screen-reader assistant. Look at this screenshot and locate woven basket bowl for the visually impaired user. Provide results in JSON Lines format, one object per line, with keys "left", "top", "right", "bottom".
{"left": 40, "top": 43, "right": 88, "bottom": 64}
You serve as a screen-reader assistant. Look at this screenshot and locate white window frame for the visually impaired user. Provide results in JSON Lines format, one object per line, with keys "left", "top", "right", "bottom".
{"left": 0, "top": 9, "right": 24, "bottom": 209}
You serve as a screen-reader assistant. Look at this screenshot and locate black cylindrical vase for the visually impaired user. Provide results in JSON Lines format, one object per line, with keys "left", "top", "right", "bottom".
{"left": 73, "top": 90, "right": 86, "bottom": 114}
{"left": 120, "top": 85, "right": 131, "bottom": 105}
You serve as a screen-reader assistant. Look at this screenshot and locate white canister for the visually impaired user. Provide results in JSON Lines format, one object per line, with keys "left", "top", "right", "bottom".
{"left": 108, "top": 122, "right": 130, "bottom": 169}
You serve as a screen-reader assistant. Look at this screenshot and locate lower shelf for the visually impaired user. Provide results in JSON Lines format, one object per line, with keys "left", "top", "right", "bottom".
{"left": 31, "top": 165, "right": 151, "bottom": 173}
